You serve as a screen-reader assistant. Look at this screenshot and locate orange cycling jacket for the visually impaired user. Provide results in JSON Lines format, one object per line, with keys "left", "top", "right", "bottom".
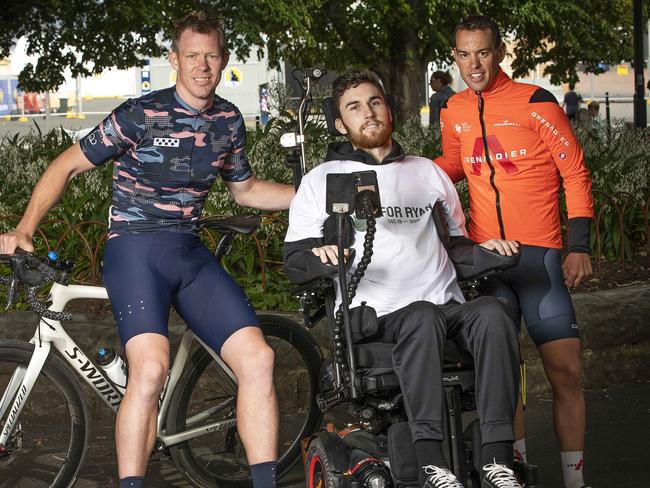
{"left": 435, "top": 70, "right": 594, "bottom": 250}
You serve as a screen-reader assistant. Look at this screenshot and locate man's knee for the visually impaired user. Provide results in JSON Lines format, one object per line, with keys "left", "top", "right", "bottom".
{"left": 125, "top": 332, "right": 170, "bottom": 399}
{"left": 404, "top": 301, "right": 446, "bottom": 333}
{"left": 127, "top": 358, "right": 169, "bottom": 399}
{"left": 234, "top": 341, "right": 275, "bottom": 386}
{"left": 467, "top": 297, "right": 518, "bottom": 338}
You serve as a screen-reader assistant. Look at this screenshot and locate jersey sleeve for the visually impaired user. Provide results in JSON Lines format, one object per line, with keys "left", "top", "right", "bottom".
{"left": 220, "top": 108, "right": 253, "bottom": 183}
{"left": 434, "top": 103, "right": 466, "bottom": 183}
{"left": 79, "top": 98, "right": 145, "bottom": 166}
{"left": 527, "top": 90, "right": 594, "bottom": 219}
{"left": 285, "top": 171, "right": 326, "bottom": 242}
{"left": 431, "top": 164, "right": 468, "bottom": 238}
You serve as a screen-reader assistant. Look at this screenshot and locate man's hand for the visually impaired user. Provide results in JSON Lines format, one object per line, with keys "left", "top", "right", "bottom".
{"left": 479, "top": 239, "right": 519, "bottom": 256}
{"left": 562, "top": 252, "right": 592, "bottom": 288}
{"left": 311, "top": 245, "right": 350, "bottom": 265}
{"left": 0, "top": 230, "right": 34, "bottom": 254}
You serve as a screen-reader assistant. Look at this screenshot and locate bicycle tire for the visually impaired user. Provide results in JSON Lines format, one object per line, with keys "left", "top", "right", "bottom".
{"left": 0, "top": 340, "right": 90, "bottom": 488}
{"left": 167, "top": 314, "right": 322, "bottom": 488}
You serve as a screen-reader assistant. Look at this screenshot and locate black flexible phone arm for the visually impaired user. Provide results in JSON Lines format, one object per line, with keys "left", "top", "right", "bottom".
{"left": 332, "top": 196, "right": 377, "bottom": 399}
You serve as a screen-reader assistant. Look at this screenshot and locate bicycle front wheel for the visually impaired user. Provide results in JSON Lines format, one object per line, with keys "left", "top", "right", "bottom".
{"left": 0, "top": 340, "right": 89, "bottom": 488}
{"left": 167, "top": 314, "right": 322, "bottom": 488}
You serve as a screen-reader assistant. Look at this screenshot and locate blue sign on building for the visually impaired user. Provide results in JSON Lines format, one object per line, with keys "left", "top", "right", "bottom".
{"left": 141, "top": 59, "right": 151, "bottom": 95}
{"left": 0, "top": 78, "right": 18, "bottom": 116}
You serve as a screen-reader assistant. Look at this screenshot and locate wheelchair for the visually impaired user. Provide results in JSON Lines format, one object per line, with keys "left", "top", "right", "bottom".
{"left": 279, "top": 76, "right": 540, "bottom": 487}
{"left": 294, "top": 261, "right": 539, "bottom": 487}
{"left": 287, "top": 184, "right": 540, "bottom": 488}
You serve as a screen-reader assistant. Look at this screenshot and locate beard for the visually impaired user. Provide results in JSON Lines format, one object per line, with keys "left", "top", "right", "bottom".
{"left": 343, "top": 119, "right": 392, "bottom": 150}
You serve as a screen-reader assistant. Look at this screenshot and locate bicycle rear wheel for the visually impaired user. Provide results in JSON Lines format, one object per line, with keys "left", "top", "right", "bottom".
{"left": 167, "top": 314, "right": 322, "bottom": 488}
{"left": 0, "top": 340, "right": 89, "bottom": 488}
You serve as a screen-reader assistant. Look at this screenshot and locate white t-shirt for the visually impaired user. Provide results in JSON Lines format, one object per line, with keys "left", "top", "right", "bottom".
{"left": 285, "top": 156, "right": 467, "bottom": 317}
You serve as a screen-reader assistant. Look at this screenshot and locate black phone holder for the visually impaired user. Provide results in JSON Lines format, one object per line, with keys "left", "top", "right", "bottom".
{"left": 325, "top": 171, "right": 382, "bottom": 219}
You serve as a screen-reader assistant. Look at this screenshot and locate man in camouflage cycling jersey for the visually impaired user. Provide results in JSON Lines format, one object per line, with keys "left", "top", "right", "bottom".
{"left": 0, "top": 11, "right": 292, "bottom": 488}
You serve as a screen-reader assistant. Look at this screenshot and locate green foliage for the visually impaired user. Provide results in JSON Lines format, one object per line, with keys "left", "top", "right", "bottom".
{"left": 1, "top": 112, "right": 648, "bottom": 311}
{"left": 2, "top": 1, "right": 636, "bottom": 120}
{"left": 575, "top": 124, "right": 650, "bottom": 260}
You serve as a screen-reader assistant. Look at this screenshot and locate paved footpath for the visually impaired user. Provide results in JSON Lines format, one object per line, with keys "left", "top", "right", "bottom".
{"left": 69, "top": 381, "right": 649, "bottom": 487}
{"left": 1, "top": 282, "right": 648, "bottom": 487}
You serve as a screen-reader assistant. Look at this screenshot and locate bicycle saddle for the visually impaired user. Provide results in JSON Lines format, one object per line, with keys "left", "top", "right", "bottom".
{"left": 198, "top": 214, "right": 262, "bottom": 234}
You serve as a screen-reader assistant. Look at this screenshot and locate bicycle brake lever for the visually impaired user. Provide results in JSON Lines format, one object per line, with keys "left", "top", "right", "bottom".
{"left": 6, "top": 276, "right": 17, "bottom": 310}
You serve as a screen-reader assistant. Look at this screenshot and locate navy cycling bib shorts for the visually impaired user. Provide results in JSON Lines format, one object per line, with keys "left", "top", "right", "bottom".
{"left": 102, "top": 232, "right": 259, "bottom": 352}
{"left": 478, "top": 245, "right": 579, "bottom": 346}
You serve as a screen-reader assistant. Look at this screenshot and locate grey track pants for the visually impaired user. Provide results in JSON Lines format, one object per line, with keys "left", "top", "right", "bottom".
{"left": 375, "top": 298, "right": 520, "bottom": 444}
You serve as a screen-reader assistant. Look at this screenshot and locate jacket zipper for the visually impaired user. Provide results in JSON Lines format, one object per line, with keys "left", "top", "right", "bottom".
{"left": 477, "top": 92, "right": 506, "bottom": 239}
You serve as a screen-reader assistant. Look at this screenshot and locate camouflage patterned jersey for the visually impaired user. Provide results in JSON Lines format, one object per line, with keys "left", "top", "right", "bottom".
{"left": 79, "top": 87, "right": 253, "bottom": 235}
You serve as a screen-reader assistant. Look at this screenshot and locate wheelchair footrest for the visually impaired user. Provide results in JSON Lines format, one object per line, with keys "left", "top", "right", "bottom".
{"left": 513, "top": 459, "right": 539, "bottom": 487}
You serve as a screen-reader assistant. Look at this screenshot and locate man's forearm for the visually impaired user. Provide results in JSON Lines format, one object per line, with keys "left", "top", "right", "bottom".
{"left": 235, "top": 178, "right": 295, "bottom": 211}
{"left": 16, "top": 158, "right": 81, "bottom": 237}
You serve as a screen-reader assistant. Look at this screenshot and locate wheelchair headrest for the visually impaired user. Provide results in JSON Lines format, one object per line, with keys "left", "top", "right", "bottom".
{"left": 322, "top": 97, "right": 342, "bottom": 136}
{"left": 321, "top": 95, "right": 398, "bottom": 137}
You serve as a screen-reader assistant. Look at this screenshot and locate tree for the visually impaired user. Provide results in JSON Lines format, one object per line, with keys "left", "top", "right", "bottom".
{"left": 1, "top": 1, "right": 636, "bottom": 120}
{"left": 270, "top": 0, "right": 635, "bottom": 121}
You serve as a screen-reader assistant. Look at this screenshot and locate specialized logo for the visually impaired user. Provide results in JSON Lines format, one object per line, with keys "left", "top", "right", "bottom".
{"left": 467, "top": 136, "right": 522, "bottom": 175}
{"left": 2, "top": 384, "right": 27, "bottom": 437}
{"left": 153, "top": 137, "right": 180, "bottom": 147}
{"left": 65, "top": 346, "right": 123, "bottom": 407}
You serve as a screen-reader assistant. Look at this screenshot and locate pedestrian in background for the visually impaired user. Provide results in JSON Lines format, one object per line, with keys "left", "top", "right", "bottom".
{"left": 429, "top": 71, "right": 455, "bottom": 127}
{"left": 562, "top": 83, "right": 583, "bottom": 121}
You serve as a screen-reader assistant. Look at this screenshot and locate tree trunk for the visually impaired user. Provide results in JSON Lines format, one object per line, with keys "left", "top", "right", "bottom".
{"left": 375, "top": 38, "right": 427, "bottom": 124}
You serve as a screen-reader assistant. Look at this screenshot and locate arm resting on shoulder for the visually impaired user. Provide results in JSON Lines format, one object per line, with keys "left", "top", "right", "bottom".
{"left": 226, "top": 176, "right": 295, "bottom": 211}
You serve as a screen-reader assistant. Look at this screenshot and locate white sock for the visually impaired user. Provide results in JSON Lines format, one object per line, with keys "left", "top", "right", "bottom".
{"left": 560, "top": 450, "right": 585, "bottom": 488}
{"left": 513, "top": 438, "right": 527, "bottom": 462}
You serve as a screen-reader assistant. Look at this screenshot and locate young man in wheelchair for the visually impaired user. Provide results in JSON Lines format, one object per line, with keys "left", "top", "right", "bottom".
{"left": 284, "top": 70, "right": 523, "bottom": 488}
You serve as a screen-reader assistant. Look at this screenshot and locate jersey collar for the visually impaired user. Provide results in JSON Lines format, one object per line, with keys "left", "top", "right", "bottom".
{"left": 173, "top": 89, "right": 216, "bottom": 115}
{"left": 470, "top": 69, "right": 513, "bottom": 99}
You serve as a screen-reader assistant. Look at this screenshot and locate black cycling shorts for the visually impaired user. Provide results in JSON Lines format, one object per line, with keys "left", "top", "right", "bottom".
{"left": 102, "top": 232, "right": 259, "bottom": 352}
{"left": 478, "top": 245, "right": 579, "bottom": 347}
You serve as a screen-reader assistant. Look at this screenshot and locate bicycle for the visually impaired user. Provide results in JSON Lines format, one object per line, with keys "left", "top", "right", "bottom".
{"left": 0, "top": 214, "right": 323, "bottom": 488}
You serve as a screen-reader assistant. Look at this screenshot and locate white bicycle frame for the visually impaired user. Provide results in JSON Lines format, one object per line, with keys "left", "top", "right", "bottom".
{"left": 0, "top": 280, "right": 239, "bottom": 449}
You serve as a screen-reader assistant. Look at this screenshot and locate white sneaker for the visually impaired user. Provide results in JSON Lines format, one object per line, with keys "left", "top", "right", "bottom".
{"left": 481, "top": 462, "right": 522, "bottom": 488}
{"left": 422, "top": 465, "right": 464, "bottom": 488}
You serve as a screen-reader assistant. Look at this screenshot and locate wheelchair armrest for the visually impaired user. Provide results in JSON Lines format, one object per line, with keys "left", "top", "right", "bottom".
{"left": 455, "top": 245, "right": 519, "bottom": 282}
{"left": 291, "top": 277, "right": 335, "bottom": 295}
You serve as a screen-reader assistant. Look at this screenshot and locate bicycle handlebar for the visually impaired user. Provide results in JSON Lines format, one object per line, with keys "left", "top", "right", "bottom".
{"left": 0, "top": 250, "right": 73, "bottom": 321}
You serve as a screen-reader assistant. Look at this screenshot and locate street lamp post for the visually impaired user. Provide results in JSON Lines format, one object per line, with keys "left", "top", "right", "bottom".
{"left": 633, "top": 0, "right": 646, "bottom": 128}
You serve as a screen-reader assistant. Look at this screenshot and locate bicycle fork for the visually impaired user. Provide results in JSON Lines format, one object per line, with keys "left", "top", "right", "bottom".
{"left": 0, "top": 341, "right": 51, "bottom": 449}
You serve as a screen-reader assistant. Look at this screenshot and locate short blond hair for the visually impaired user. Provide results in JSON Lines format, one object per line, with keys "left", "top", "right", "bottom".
{"left": 171, "top": 11, "right": 227, "bottom": 56}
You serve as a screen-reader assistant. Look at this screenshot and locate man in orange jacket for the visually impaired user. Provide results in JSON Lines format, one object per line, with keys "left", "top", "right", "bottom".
{"left": 435, "top": 15, "right": 593, "bottom": 488}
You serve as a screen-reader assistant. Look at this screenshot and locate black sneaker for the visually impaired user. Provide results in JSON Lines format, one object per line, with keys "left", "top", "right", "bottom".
{"left": 481, "top": 462, "right": 522, "bottom": 488}
{"left": 422, "top": 465, "right": 464, "bottom": 488}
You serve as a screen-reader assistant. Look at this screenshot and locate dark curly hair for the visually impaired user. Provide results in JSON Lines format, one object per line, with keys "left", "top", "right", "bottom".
{"left": 331, "top": 70, "right": 387, "bottom": 115}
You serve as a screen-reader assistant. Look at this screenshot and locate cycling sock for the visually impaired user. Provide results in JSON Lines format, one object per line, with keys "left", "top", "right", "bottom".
{"left": 560, "top": 450, "right": 585, "bottom": 488}
{"left": 513, "top": 438, "right": 527, "bottom": 462}
{"left": 119, "top": 476, "right": 144, "bottom": 488}
{"left": 481, "top": 441, "right": 514, "bottom": 472}
{"left": 250, "top": 460, "right": 278, "bottom": 488}
{"left": 414, "top": 439, "right": 447, "bottom": 486}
